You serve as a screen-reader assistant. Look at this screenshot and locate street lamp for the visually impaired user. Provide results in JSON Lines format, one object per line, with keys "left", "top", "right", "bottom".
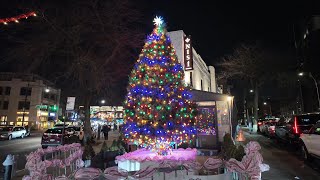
{"left": 298, "top": 72, "right": 320, "bottom": 110}
{"left": 45, "top": 88, "right": 50, "bottom": 93}
{"left": 249, "top": 89, "right": 254, "bottom": 93}
{"left": 263, "top": 102, "right": 267, "bottom": 105}
{"left": 101, "top": 100, "right": 106, "bottom": 104}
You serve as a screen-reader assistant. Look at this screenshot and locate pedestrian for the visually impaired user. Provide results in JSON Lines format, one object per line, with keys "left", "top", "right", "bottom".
{"left": 97, "top": 124, "right": 101, "bottom": 140}
{"left": 102, "top": 124, "right": 110, "bottom": 140}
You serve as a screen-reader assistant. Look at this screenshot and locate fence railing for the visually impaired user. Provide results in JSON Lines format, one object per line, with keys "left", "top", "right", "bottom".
{"left": 22, "top": 143, "right": 83, "bottom": 180}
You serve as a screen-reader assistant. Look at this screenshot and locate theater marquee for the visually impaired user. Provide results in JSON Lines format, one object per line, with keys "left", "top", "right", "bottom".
{"left": 184, "top": 35, "right": 193, "bottom": 70}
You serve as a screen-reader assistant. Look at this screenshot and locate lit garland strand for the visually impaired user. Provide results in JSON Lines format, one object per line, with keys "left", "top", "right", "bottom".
{"left": 0, "top": 11, "right": 37, "bottom": 25}
{"left": 122, "top": 16, "right": 198, "bottom": 155}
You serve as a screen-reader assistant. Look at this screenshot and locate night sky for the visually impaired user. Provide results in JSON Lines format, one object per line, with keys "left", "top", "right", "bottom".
{"left": 139, "top": 0, "right": 318, "bottom": 65}
{"left": 0, "top": 0, "right": 317, "bottom": 66}
{"left": 0, "top": 0, "right": 319, "bottom": 107}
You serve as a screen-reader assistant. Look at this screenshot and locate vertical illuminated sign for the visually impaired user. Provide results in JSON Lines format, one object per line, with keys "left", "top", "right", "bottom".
{"left": 184, "top": 35, "right": 193, "bottom": 70}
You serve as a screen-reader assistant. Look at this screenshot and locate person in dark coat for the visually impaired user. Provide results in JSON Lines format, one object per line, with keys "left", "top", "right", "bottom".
{"left": 102, "top": 124, "right": 110, "bottom": 140}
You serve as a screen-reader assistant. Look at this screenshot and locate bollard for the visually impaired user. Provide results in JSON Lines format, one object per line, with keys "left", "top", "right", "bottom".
{"left": 3, "top": 154, "right": 14, "bottom": 180}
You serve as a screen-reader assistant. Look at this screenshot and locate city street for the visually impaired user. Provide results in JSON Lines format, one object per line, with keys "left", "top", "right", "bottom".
{"left": 243, "top": 131, "right": 320, "bottom": 180}
{"left": 0, "top": 134, "right": 42, "bottom": 178}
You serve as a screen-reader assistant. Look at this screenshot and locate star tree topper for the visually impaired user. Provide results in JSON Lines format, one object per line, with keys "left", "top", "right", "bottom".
{"left": 153, "top": 16, "right": 163, "bottom": 26}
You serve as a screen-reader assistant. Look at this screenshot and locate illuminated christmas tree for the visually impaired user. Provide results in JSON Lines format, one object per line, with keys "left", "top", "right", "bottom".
{"left": 122, "top": 17, "right": 197, "bottom": 154}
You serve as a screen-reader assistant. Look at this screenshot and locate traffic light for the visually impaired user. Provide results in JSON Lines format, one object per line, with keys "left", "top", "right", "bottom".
{"left": 49, "top": 105, "right": 58, "bottom": 112}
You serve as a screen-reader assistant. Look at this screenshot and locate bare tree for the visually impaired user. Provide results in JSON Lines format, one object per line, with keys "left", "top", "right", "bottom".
{"left": 6, "top": 0, "right": 144, "bottom": 143}
{"left": 218, "top": 43, "right": 271, "bottom": 133}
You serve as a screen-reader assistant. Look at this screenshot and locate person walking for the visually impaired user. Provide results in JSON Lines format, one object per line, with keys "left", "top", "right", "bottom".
{"left": 102, "top": 124, "right": 110, "bottom": 140}
{"left": 97, "top": 124, "right": 101, "bottom": 140}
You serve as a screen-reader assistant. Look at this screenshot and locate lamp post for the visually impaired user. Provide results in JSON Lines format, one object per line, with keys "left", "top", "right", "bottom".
{"left": 298, "top": 72, "right": 320, "bottom": 111}
{"left": 263, "top": 102, "right": 272, "bottom": 116}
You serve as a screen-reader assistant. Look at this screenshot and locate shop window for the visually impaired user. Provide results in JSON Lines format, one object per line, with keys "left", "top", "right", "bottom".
{"left": 3, "top": 101, "right": 9, "bottom": 110}
{"left": 18, "top": 101, "right": 30, "bottom": 110}
{"left": 5, "top": 87, "right": 11, "bottom": 95}
{"left": 20, "top": 87, "right": 32, "bottom": 96}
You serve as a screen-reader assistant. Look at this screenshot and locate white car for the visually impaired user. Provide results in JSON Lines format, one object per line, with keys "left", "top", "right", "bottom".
{"left": 300, "top": 121, "right": 320, "bottom": 160}
{"left": 0, "top": 126, "right": 27, "bottom": 140}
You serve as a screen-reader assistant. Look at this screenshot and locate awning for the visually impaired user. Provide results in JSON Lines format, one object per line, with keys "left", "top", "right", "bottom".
{"left": 190, "top": 89, "right": 231, "bottom": 102}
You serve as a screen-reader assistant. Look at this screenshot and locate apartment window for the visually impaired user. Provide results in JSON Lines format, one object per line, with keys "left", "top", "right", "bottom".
{"left": 3, "top": 101, "right": 9, "bottom": 110}
{"left": 50, "top": 94, "right": 56, "bottom": 101}
{"left": 5, "top": 87, "right": 11, "bottom": 95}
{"left": 18, "top": 101, "right": 30, "bottom": 110}
{"left": 20, "top": 87, "right": 32, "bottom": 96}
{"left": 190, "top": 72, "right": 193, "bottom": 87}
{"left": 0, "top": 87, "right": 2, "bottom": 95}
{"left": 0, "top": 115, "right": 7, "bottom": 125}
{"left": 44, "top": 93, "right": 49, "bottom": 99}
{"left": 201, "top": 80, "right": 203, "bottom": 91}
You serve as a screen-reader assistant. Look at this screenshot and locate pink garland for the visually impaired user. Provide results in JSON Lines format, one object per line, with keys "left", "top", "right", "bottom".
{"left": 23, "top": 141, "right": 269, "bottom": 180}
{"left": 23, "top": 143, "right": 84, "bottom": 180}
{"left": 116, "top": 148, "right": 197, "bottom": 162}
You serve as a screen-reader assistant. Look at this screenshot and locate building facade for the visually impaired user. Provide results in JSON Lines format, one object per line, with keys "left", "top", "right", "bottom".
{"left": 0, "top": 73, "right": 61, "bottom": 129}
{"left": 167, "top": 30, "right": 217, "bottom": 93}
{"left": 167, "top": 30, "right": 233, "bottom": 144}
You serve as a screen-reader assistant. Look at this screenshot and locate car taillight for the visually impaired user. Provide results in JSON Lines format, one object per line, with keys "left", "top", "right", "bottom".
{"left": 293, "top": 116, "right": 299, "bottom": 134}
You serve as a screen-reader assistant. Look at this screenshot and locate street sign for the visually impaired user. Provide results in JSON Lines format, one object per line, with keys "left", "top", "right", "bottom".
{"left": 66, "top": 97, "right": 76, "bottom": 110}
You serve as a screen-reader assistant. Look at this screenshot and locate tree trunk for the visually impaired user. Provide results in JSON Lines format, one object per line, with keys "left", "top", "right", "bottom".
{"left": 253, "top": 82, "right": 259, "bottom": 133}
{"left": 243, "top": 89, "right": 248, "bottom": 126}
{"left": 83, "top": 93, "right": 93, "bottom": 145}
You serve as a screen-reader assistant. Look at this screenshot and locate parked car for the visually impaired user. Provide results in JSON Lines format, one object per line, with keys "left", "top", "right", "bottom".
{"left": 41, "top": 127, "right": 78, "bottom": 148}
{"left": 275, "top": 113, "right": 320, "bottom": 145}
{"left": 260, "top": 119, "right": 276, "bottom": 135}
{"left": 266, "top": 121, "right": 277, "bottom": 137}
{"left": 0, "top": 126, "right": 27, "bottom": 140}
{"left": 54, "top": 123, "right": 70, "bottom": 128}
{"left": 68, "top": 126, "right": 84, "bottom": 141}
{"left": 299, "top": 121, "right": 320, "bottom": 161}
{"left": 257, "top": 119, "right": 264, "bottom": 132}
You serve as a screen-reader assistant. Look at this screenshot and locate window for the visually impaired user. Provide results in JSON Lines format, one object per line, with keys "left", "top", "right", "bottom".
{"left": 0, "top": 87, "right": 2, "bottom": 95}
{"left": 201, "top": 80, "right": 203, "bottom": 91}
{"left": 190, "top": 72, "right": 193, "bottom": 87}
{"left": 5, "top": 87, "right": 11, "bottom": 95}
{"left": 18, "top": 101, "right": 30, "bottom": 110}
{"left": 20, "top": 87, "right": 32, "bottom": 96}
{"left": 50, "top": 94, "right": 56, "bottom": 101}
{"left": 44, "top": 93, "right": 49, "bottom": 99}
{"left": 0, "top": 115, "right": 7, "bottom": 125}
{"left": 3, "top": 101, "right": 9, "bottom": 110}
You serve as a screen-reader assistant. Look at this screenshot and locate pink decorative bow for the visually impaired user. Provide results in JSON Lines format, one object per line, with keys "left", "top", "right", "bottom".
{"left": 104, "top": 166, "right": 128, "bottom": 178}
{"left": 203, "top": 158, "right": 224, "bottom": 170}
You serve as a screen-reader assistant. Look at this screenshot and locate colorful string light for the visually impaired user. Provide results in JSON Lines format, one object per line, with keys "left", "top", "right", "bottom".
{"left": 122, "top": 16, "right": 198, "bottom": 154}
{"left": 0, "top": 11, "right": 37, "bottom": 25}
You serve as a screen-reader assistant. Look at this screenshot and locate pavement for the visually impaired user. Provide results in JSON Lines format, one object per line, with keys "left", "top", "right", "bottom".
{"left": 241, "top": 127, "right": 320, "bottom": 180}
